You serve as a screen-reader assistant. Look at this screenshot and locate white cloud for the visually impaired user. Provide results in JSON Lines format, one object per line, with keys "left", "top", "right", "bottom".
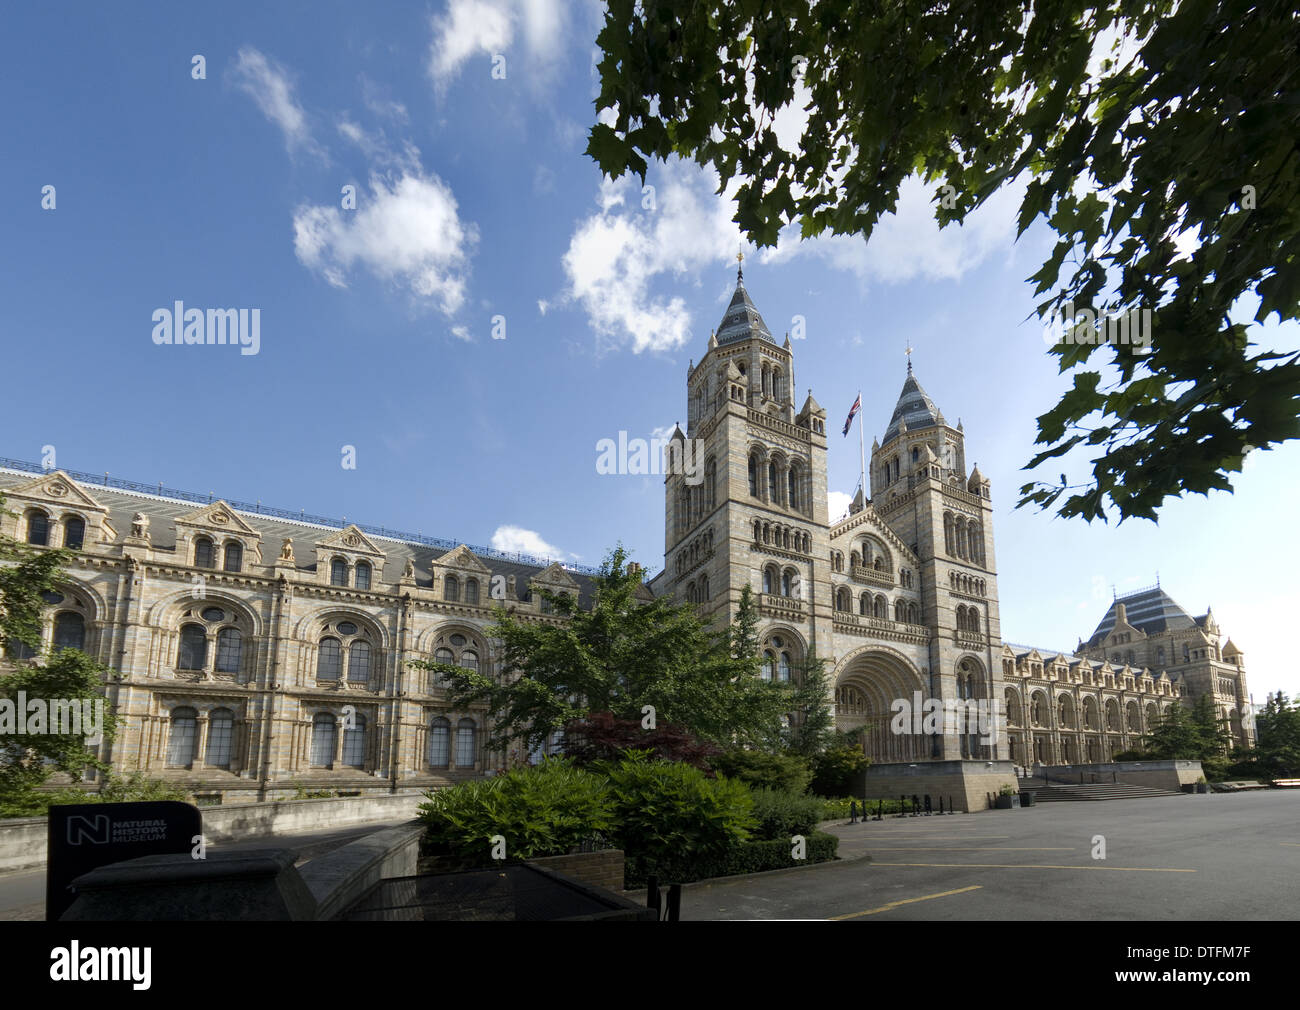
{"left": 360, "top": 75, "right": 409, "bottom": 124}
{"left": 292, "top": 171, "right": 478, "bottom": 315}
{"left": 427, "top": 0, "right": 566, "bottom": 88}
{"left": 230, "top": 47, "right": 322, "bottom": 158}
{"left": 451, "top": 324, "right": 472, "bottom": 342}
{"left": 336, "top": 115, "right": 420, "bottom": 172}
{"left": 560, "top": 161, "right": 744, "bottom": 354}
{"left": 491, "top": 524, "right": 566, "bottom": 559}
{"left": 827, "top": 491, "right": 853, "bottom": 523}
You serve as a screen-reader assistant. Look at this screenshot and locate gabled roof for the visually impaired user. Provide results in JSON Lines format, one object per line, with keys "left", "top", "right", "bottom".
{"left": 715, "top": 268, "right": 775, "bottom": 345}
{"left": 1088, "top": 586, "right": 1195, "bottom": 645}
{"left": 883, "top": 369, "right": 943, "bottom": 443}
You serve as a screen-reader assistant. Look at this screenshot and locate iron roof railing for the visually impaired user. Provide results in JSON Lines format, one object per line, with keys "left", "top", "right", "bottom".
{"left": 0, "top": 457, "right": 620, "bottom": 577}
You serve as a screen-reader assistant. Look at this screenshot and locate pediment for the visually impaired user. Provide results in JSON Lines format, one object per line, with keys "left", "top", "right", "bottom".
{"left": 828, "top": 506, "right": 918, "bottom": 565}
{"left": 174, "top": 501, "right": 260, "bottom": 537}
{"left": 433, "top": 544, "right": 492, "bottom": 574}
{"left": 5, "top": 471, "right": 108, "bottom": 512}
{"left": 317, "top": 524, "right": 385, "bottom": 557}
{"left": 531, "top": 562, "right": 579, "bottom": 588}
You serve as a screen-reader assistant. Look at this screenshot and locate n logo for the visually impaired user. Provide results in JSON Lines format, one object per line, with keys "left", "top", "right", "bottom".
{"left": 67, "top": 815, "right": 110, "bottom": 845}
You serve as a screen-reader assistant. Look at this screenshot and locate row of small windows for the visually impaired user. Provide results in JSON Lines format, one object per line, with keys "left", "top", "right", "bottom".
{"left": 329, "top": 557, "right": 373, "bottom": 589}
{"left": 166, "top": 707, "right": 238, "bottom": 768}
{"left": 833, "top": 588, "right": 921, "bottom": 623}
{"left": 193, "top": 537, "right": 248, "bottom": 573}
{"left": 442, "top": 574, "right": 479, "bottom": 603}
{"left": 754, "top": 521, "right": 810, "bottom": 554}
{"left": 675, "top": 529, "right": 715, "bottom": 576}
{"left": 24, "top": 510, "right": 85, "bottom": 550}
{"left": 685, "top": 577, "right": 710, "bottom": 604}
{"left": 950, "top": 572, "right": 986, "bottom": 595}
{"left": 760, "top": 634, "right": 795, "bottom": 681}
{"left": 943, "top": 512, "right": 986, "bottom": 565}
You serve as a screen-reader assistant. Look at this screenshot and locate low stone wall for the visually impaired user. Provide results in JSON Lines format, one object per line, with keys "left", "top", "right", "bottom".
{"left": 1038, "top": 759, "right": 1203, "bottom": 791}
{"left": 858, "top": 760, "right": 1019, "bottom": 812}
{"left": 0, "top": 792, "right": 427, "bottom": 873}
{"left": 299, "top": 822, "right": 425, "bottom": 921}
{"left": 528, "top": 849, "right": 625, "bottom": 893}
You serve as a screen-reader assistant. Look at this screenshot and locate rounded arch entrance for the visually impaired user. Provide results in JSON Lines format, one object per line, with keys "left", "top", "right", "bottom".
{"left": 834, "top": 647, "right": 927, "bottom": 763}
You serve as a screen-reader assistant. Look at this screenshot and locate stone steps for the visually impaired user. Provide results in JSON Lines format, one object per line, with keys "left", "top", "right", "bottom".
{"left": 1020, "top": 781, "right": 1186, "bottom": 802}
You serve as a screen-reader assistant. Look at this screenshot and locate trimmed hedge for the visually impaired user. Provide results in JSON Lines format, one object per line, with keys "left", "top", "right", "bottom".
{"left": 749, "top": 787, "right": 823, "bottom": 840}
{"left": 626, "top": 831, "right": 839, "bottom": 888}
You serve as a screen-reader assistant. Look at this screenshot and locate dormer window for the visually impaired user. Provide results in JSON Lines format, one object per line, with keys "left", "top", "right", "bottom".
{"left": 63, "top": 517, "right": 85, "bottom": 550}
{"left": 445, "top": 574, "right": 460, "bottom": 602}
{"left": 355, "top": 561, "right": 371, "bottom": 590}
{"left": 194, "top": 537, "right": 215, "bottom": 569}
{"left": 223, "top": 542, "right": 243, "bottom": 572}
{"left": 330, "top": 558, "right": 349, "bottom": 587}
{"left": 25, "top": 510, "right": 50, "bottom": 546}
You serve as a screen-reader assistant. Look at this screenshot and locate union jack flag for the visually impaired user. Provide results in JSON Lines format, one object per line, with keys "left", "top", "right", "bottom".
{"left": 842, "top": 394, "right": 861, "bottom": 436}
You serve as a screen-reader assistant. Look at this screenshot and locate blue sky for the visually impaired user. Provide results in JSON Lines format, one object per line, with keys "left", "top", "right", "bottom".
{"left": 1, "top": 1, "right": 1296, "bottom": 699}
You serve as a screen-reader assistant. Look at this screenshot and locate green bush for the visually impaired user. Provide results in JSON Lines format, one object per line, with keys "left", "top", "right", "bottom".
{"left": 626, "top": 831, "right": 839, "bottom": 887}
{"left": 708, "top": 748, "right": 812, "bottom": 793}
{"left": 601, "top": 752, "right": 756, "bottom": 871}
{"left": 417, "top": 757, "right": 611, "bottom": 864}
{"left": 810, "top": 744, "right": 869, "bottom": 798}
{"left": 749, "top": 788, "right": 824, "bottom": 840}
{"left": 1, "top": 772, "right": 192, "bottom": 819}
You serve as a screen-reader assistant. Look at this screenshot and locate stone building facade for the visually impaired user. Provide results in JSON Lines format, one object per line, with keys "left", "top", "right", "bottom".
{"left": 652, "top": 266, "right": 1254, "bottom": 774}
{"left": 0, "top": 465, "right": 596, "bottom": 801}
{"left": 0, "top": 269, "right": 1255, "bottom": 802}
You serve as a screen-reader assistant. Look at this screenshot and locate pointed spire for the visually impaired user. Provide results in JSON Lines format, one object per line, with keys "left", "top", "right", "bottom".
{"left": 715, "top": 263, "right": 775, "bottom": 345}
{"left": 708, "top": 329, "right": 718, "bottom": 350}
{"left": 882, "top": 362, "right": 943, "bottom": 444}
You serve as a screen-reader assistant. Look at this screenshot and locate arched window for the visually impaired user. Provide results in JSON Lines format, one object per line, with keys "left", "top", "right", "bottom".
{"left": 460, "top": 649, "right": 479, "bottom": 674}
{"left": 63, "top": 516, "right": 85, "bottom": 550}
{"left": 874, "top": 595, "right": 887, "bottom": 619}
{"left": 788, "top": 468, "right": 798, "bottom": 510}
{"left": 206, "top": 709, "right": 234, "bottom": 767}
{"left": 167, "top": 707, "right": 198, "bottom": 767}
{"left": 432, "top": 647, "right": 454, "bottom": 688}
{"left": 355, "top": 561, "right": 371, "bottom": 591}
{"left": 317, "top": 637, "right": 342, "bottom": 680}
{"left": 768, "top": 462, "right": 778, "bottom": 501}
{"left": 456, "top": 718, "right": 477, "bottom": 767}
{"left": 342, "top": 713, "right": 367, "bottom": 767}
{"left": 700, "top": 576, "right": 709, "bottom": 600}
{"left": 53, "top": 612, "right": 85, "bottom": 652}
{"left": 5, "top": 637, "right": 37, "bottom": 661}
{"left": 178, "top": 623, "right": 207, "bottom": 670}
{"left": 761, "top": 651, "right": 775, "bottom": 680}
{"left": 310, "top": 713, "right": 336, "bottom": 766}
{"left": 215, "top": 627, "right": 241, "bottom": 673}
{"left": 908, "top": 602, "right": 920, "bottom": 624}
{"left": 781, "top": 570, "right": 793, "bottom": 597}
{"left": 762, "top": 567, "right": 774, "bottom": 595}
{"left": 894, "top": 600, "right": 906, "bottom": 622}
{"left": 26, "top": 510, "right": 50, "bottom": 546}
{"left": 539, "top": 594, "right": 554, "bottom": 614}
{"left": 748, "top": 455, "right": 758, "bottom": 496}
{"left": 194, "top": 537, "right": 215, "bottom": 569}
{"left": 428, "top": 717, "right": 451, "bottom": 767}
{"left": 778, "top": 652, "right": 791, "bottom": 682}
{"left": 444, "top": 574, "right": 460, "bottom": 602}
{"left": 859, "top": 592, "right": 870, "bottom": 616}
{"left": 223, "top": 542, "right": 242, "bottom": 573}
{"left": 331, "top": 558, "right": 349, "bottom": 587}
{"left": 348, "top": 640, "right": 371, "bottom": 683}
{"left": 465, "top": 578, "right": 479, "bottom": 605}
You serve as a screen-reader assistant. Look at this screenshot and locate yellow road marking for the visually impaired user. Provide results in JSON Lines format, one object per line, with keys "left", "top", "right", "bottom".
{"left": 830, "top": 885, "right": 982, "bottom": 920}
{"left": 870, "top": 862, "right": 1195, "bottom": 872}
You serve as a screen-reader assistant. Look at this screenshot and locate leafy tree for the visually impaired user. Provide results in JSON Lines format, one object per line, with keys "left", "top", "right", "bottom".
{"left": 561, "top": 710, "right": 720, "bottom": 769}
{"left": 810, "top": 738, "right": 871, "bottom": 798}
{"left": 1253, "top": 692, "right": 1300, "bottom": 777}
{"left": 0, "top": 496, "right": 118, "bottom": 816}
{"left": 785, "top": 647, "right": 834, "bottom": 757}
{"left": 1142, "top": 695, "right": 1231, "bottom": 771}
{"left": 410, "top": 546, "right": 795, "bottom": 753}
{"left": 1188, "top": 692, "right": 1234, "bottom": 759}
{"left": 589, "top": 0, "right": 1300, "bottom": 523}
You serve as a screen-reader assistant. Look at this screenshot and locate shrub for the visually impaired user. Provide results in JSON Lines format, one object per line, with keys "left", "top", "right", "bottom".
{"left": 819, "top": 796, "right": 907, "bottom": 819}
{"left": 417, "top": 758, "right": 611, "bottom": 864}
{"left": 625, "top": 831, "right": 839, "bottom": 888}
{"left": 708, "top": 748, "right": 811, "bottom": 794}
{"left": 601, "top": 752, "right": 756, "bottom": 872}
{"left": 749, "top": 788, "right": 824, "bottom": 840}
{"left": 810, "top": 743, "right": 869, "bottom": 798}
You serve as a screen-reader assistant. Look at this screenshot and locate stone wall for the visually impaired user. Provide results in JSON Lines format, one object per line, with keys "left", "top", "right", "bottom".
{"left": 528, "top": 849, "right": 625, "bottom": 893}
{"left": 859, "top": 760, "right": 1019, "bottom": 812}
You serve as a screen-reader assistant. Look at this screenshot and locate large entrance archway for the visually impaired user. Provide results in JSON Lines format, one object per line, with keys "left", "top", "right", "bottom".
{"left": 834, "top": 647, "right": 928, "bottom": 763}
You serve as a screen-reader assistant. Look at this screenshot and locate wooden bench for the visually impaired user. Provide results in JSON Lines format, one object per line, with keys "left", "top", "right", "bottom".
{"left": 1271, "top": 779, "right": 1300, "bottom": 788}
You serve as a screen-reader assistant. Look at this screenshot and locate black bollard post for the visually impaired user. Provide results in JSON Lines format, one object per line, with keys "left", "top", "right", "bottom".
{"left": 948, "top": 795, "right": 955, "bottom": 814}
{"left": 911, "top": 794, "right": 920, "bottom": 817}
{"left": 876, "top": 799, "right": 883, "bottom": 821}
{"left": 898, "top": 793, "right": 906, "bottom": 818}
{"left": 665, "top": 884, "right": 682, "bottom": 922}
{"left": 849, "top": 800, "right": 858, "bottom": 824}
{"left": 925, "top": 794, "right": 932, "bottom": 815}
{"left": 647, "top": 874, "right": 661, "bottom": 916}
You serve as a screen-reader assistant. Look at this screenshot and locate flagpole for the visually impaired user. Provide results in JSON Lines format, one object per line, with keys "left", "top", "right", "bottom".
{"left": 857, "top": 388, "right": 866, "bottom": 497}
